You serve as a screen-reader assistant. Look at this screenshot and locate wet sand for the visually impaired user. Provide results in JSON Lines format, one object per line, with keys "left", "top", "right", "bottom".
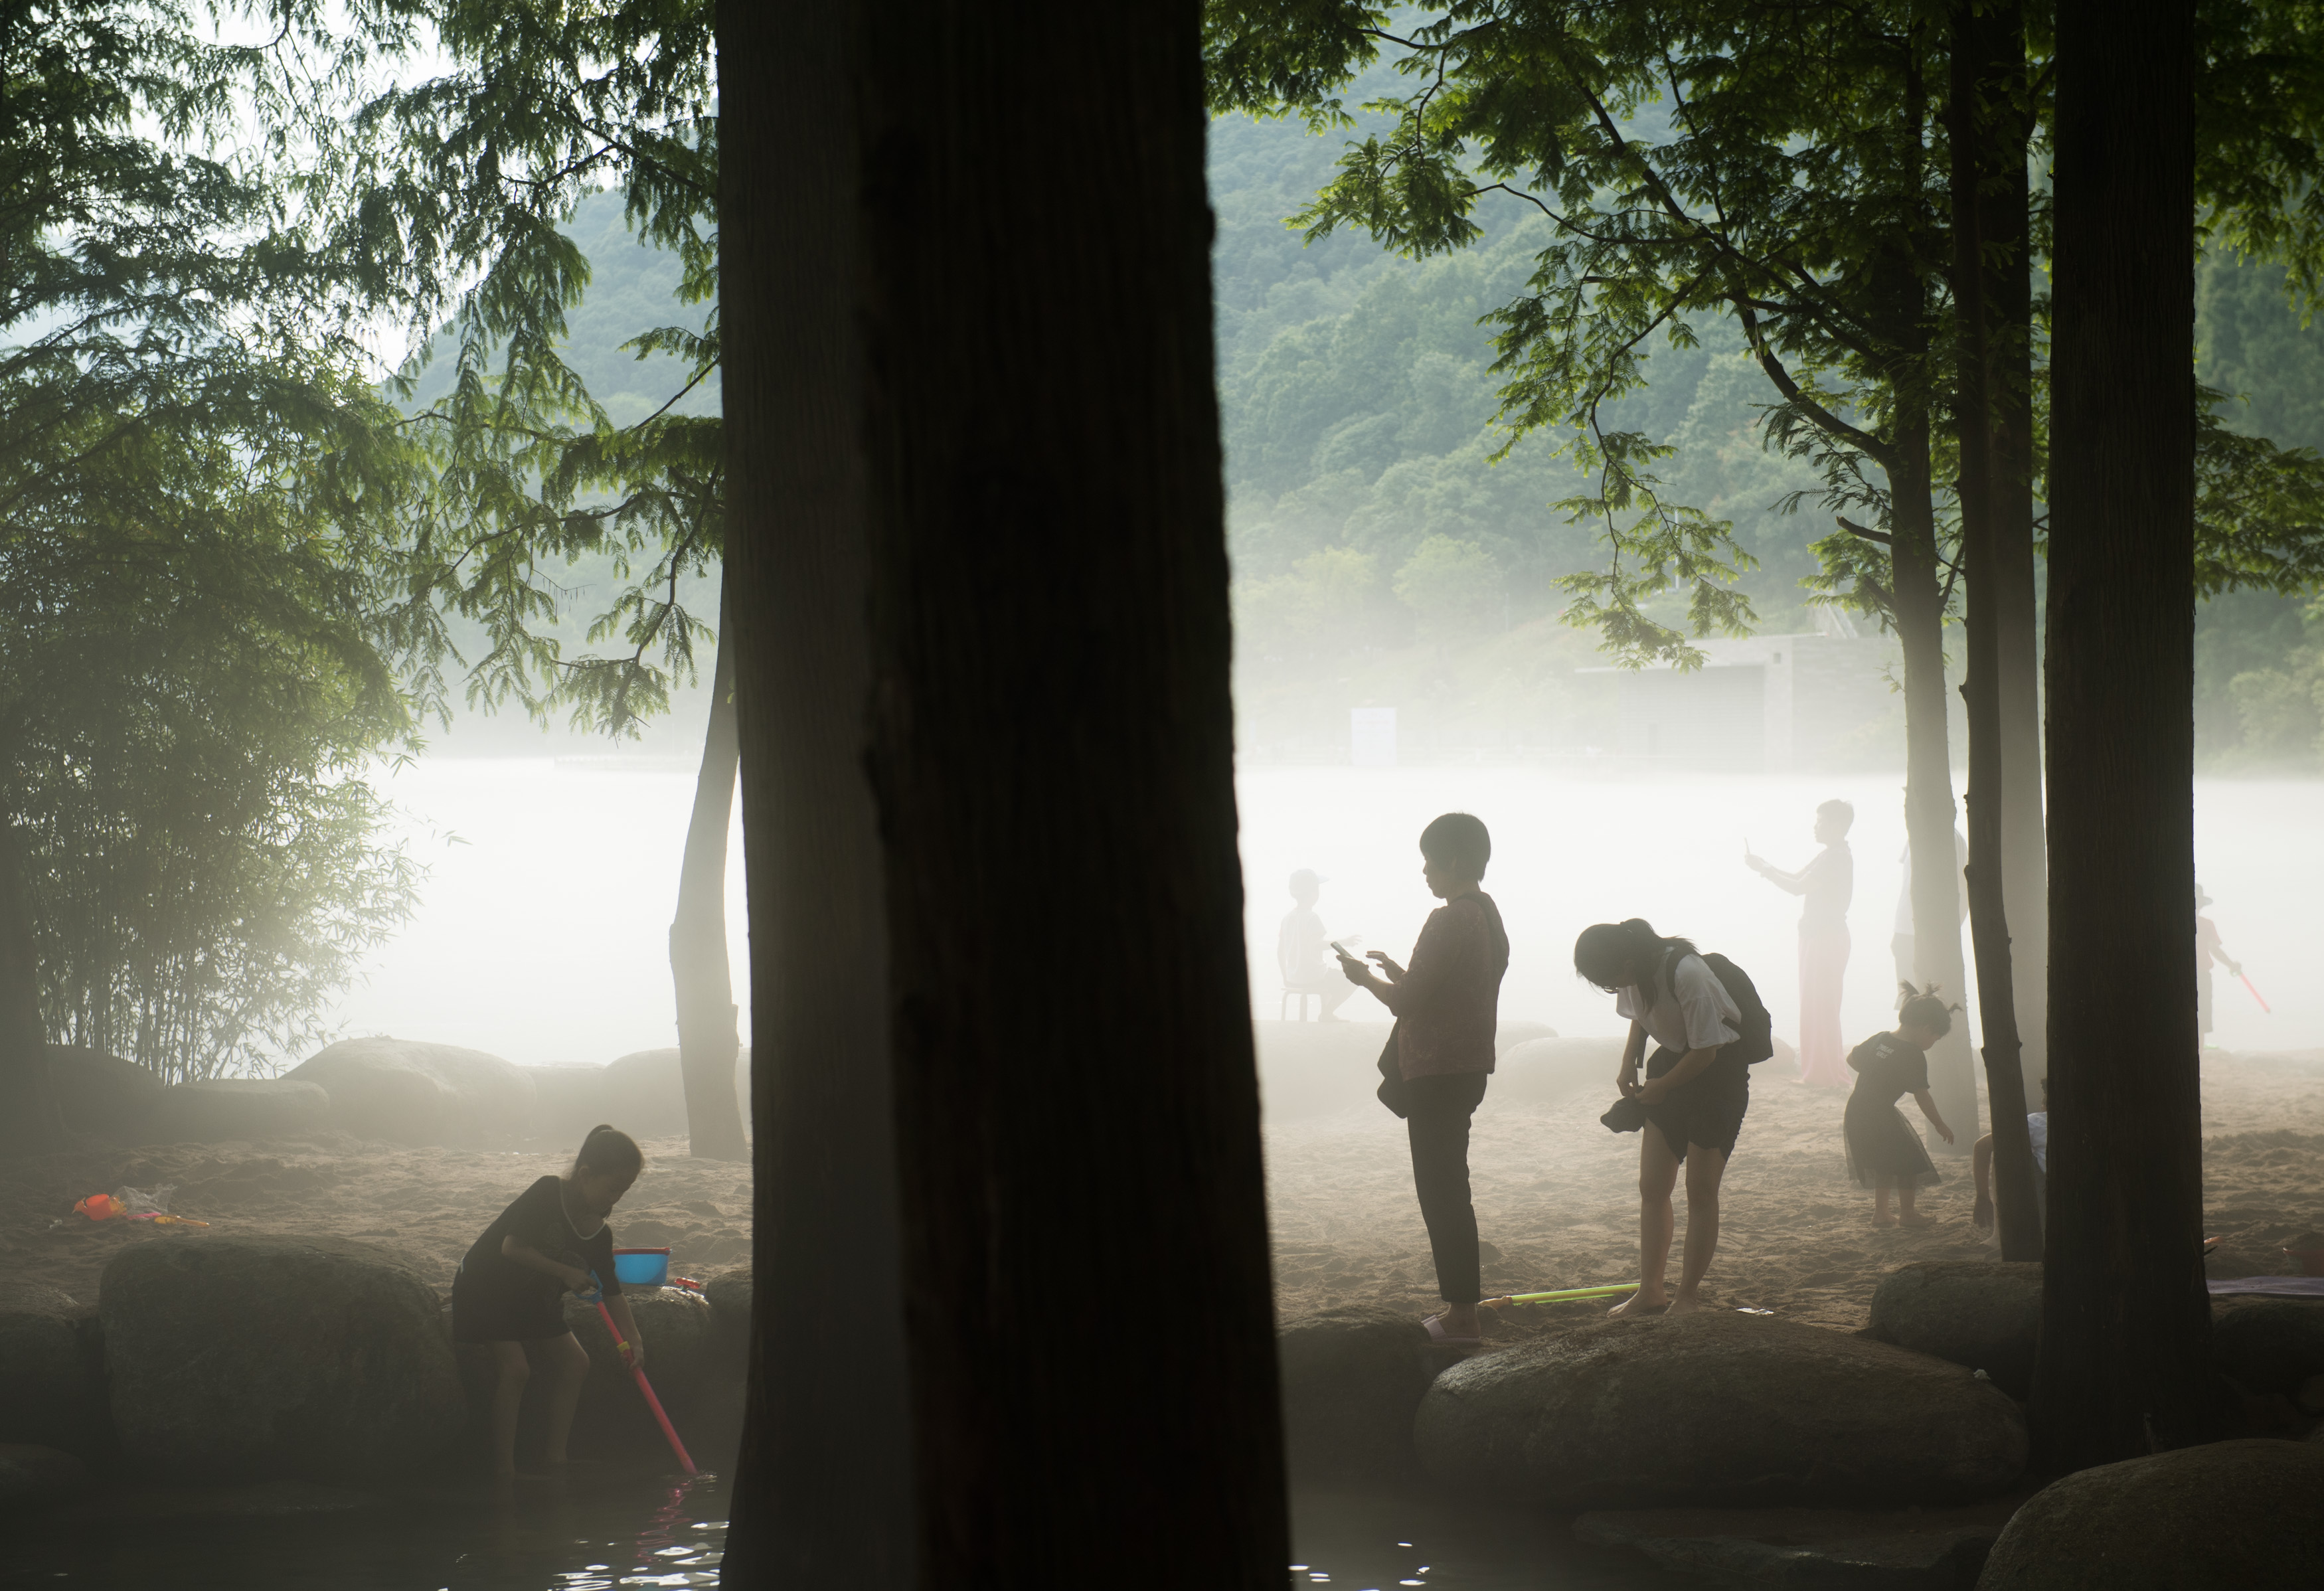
{"left": 1266, "top": 1048, "right": 2324, "bottom": 1335}
{"left": 3, "top": 1050, "right": 2317, "bottom": 1327}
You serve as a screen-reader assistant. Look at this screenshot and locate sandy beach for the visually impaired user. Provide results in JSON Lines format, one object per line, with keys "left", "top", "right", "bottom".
{"left": 5, "top": 1048, "right": 2319, "bottom": 1337}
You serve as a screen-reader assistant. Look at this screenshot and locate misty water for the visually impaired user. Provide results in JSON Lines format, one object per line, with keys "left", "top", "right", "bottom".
{"left": 328, "top": 756, "right": 2321, "bottom": 1069}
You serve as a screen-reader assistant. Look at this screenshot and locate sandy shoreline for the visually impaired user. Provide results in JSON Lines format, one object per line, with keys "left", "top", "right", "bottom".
{"left": 4, "top": 1050, "right": 2317, "bottom": 1336}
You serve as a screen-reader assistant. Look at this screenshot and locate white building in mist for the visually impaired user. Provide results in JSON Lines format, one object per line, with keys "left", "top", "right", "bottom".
{"left": 1585, "top": 610, "right": 1913, "bottom": 773}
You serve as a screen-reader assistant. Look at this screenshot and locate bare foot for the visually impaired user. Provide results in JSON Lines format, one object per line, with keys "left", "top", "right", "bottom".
{"left": 1971, "top": 1195, "right": 1995, "bottom": 1231}
{"left": 1665, "top": 1293, "right": 1704, "bottom": 1315}
{"left": 1606, "top": 1290, "right": 1667, "bottom": 1318}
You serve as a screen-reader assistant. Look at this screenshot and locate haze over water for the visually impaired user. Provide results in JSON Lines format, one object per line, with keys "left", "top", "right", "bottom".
{"left": 325, "top": 755, "right": 2319, "bottom": 1076}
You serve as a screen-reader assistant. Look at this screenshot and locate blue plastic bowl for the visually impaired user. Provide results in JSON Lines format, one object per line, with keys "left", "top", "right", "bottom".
{"left": 613, "top": 1248, "right": 670, "bottom": 1287}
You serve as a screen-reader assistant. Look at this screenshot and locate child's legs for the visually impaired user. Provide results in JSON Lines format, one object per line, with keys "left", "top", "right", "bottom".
{"left": 1874, "top": 1183, "right": 1892, "bottom": 1217}
{"left": 1897, "top": 1184, "right": 1918, "bottom": 1214}
{"left": 488, "top": 1341, "right": 531, "bottom": 1478}
{"left": 537, "top": 1331, "right": 592, "bottom": 1465}
{"left": 1627, "top": 1125, "right": 1681, "bottom": 1305}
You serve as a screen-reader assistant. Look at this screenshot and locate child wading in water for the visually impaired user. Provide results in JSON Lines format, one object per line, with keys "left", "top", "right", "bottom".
{"left": 453, "top": 1124, "right": 647, "bottom": 1480}
{"left": 1843, "top": 988, "right": 1957, "bottom": 1226}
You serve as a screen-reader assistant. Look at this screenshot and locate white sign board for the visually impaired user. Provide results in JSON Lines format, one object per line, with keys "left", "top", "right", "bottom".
{"left": 1350, "top": 707, "right": 1398, "bottom": 768}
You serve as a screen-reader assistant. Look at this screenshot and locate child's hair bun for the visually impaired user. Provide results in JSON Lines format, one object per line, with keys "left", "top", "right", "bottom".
{"left": 573, "top": 1123, "right": 644, "bottom": 1178}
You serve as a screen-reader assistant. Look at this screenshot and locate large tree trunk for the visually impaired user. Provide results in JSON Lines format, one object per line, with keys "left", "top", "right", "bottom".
{"left": 719, "top": 1, "right": 1289, "bottom": 1582}
{"left": 0, "top": 815, "right": 64, "bottom": 1152}
{"left": 2031, "top": 0, "right": 2210, "bottom": 1469}
{"left": 669, "top": 576, "right": 748, "bottom": 1163}
{"left": 1950, "top": 0, "right": 2042, "bottom": 1262}
{"left": 718, "top": 0, "right": 916, "bottom": 1578}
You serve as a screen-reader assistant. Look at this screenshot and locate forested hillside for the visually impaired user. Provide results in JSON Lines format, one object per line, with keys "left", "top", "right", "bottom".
{"left": 1210, "top": 100, "right": 2324, "bottom": 768}
{"left": 434, "top": 117, "right": 2322, "bottom": 766}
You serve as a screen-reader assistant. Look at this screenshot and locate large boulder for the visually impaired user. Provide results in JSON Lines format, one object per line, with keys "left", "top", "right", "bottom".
{"left": 286, "top": 1039, "right": 535, "bottom": 1145}
{"left": 0, "top": 1286, "right": 107, "bottom": 1459}
{"left": 574, "top": 1047, "right": 754, "bottom": 1144}
{"left": 701, "top": 1266, "right": 752, "bottom": 1382}
{"left": 1978, "top": 1438, "right": 2324, "bottom": 1588}
{"left": 561, "top": 1287, "right": 728, "bottom": 1465}
{"left": 1492, "top": 1037, "right": 1627, "bottom": 1110}
{"left": 1278, "top": 1307, "right": 1436, "bottom": 1481}
{"left": 100, "top": 1236, "right": 463, "bottom": 1479}
{"left": 47, "top": 1045, "right": 164, "bottom": 1138}
{"left": 1869, "top": 1261, "right": 2044, "bottom": 1398}
{"left": 2210, "top": 1299, "right": 2324, "bottom": 1398}
{"left": 148, "top": 1079, "right": 332, "bottom": 1143}
{"left": 1416, "top": 1311, "right": 2027, "bottom": 1509}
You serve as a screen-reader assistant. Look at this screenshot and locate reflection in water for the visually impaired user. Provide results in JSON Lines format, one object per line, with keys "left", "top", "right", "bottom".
{"left": 1290, "top": 1485, "right": 1688, "bottom": 1590}
{"left": 0, "top": 1467, "right": 724, "bottom": 1591}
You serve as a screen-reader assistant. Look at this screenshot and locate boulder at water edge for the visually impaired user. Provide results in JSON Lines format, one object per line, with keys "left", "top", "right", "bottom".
{"left": 1278, "top": 1307, "right": 1436, "bottom": 1480}
{"left": 0, "top": 1288, "right": 107, "bottom": 1458}
{"left": 1868, "top": 1260, "right": 2044, "bottom": 1398}
{"left": 2209, "top": 1298, "right": 2324, "bottom": 1398}
{"left": 1978, "top": 1438, "right": 2324, "bottom": 1588}
{"left": 286, "top": 1038, "right": 535, "bottom": 1145}
{"left": 562, "top": 1287, "right": 731, "bottom": 1463}
{"left": 101, "top": 1236, "right": 463, "bottom": 1479}
{"left": 1415, "top": 1311, "right": 2027, "bottom": 1509}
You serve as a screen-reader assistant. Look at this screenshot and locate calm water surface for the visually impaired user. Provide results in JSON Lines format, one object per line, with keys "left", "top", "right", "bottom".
{"left": 1, "top": 1472, "right": 1689, "bottom": 1589}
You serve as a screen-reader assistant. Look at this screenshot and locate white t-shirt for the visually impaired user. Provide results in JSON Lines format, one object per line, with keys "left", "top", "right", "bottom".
{"left": 1615, "top": 952, "right": 1740, "bottom": 1054}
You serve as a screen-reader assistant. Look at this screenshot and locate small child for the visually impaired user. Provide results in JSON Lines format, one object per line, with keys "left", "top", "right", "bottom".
{"left": 452, "top": 1124, "right": 647, "bottom": 1480}
{"left": 1843, "top": 987, "right": 1957, "bottom": 1226}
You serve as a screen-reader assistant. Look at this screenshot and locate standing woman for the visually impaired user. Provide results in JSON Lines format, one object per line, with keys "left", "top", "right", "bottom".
{"left": 1340, "top": 813, "right": 1509, "bottom": 1346}
{"left": 1574, "top": 919, "right": 1746, "bottom": 1316}
{"left": 1746, "top": 799, "right": 1855, "bottom": 1086}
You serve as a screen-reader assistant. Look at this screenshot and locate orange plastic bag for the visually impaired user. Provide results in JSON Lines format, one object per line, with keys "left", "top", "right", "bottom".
{"left": 73, "top": 1194, "right": 126, "bottom": 1221}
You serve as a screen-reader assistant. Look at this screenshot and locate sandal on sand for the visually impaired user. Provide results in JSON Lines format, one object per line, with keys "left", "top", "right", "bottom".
{"left": 1424, "top": 1315, "right": 1483, "bottom": 1346}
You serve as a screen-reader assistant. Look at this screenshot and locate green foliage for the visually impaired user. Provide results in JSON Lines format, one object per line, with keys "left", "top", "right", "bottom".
{"left": 327, "top": 0, "right": 720, "bottom": 736}
{"left": 1394, "top": 535, "right": 1501, "bottom": 641}
{"left": 0, "top": 0, "right": 429, "bottom": 1076}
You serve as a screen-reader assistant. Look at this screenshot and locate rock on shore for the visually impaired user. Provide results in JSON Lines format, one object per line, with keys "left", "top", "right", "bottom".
{"left": 1868, "top": 1260, "right": 2044, "bottom": 1398}
{"left": 1278, "top": 1307, "right": 1436, "bottom": 1480}
{"left": 1415, "top": 1310, "right": 2027, "bottom": 1509}
{"left": 1978, "top": 1438, "right": 2324, "bottom": 1588}
{"left": 101, "top": 1236, "right": 463, "bottom": 1479}
{"left": 286, "top": 1039, "right": 536, "bottom": 1145}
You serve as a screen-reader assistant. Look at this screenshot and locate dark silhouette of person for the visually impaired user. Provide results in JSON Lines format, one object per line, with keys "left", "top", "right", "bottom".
{"left": 1339, "top": 813, "right": 1508, "bottom": 1346}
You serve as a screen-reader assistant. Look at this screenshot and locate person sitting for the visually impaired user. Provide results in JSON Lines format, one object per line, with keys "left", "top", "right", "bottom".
{"left": 1973, "top": 1080, "right": 2050, "bottom": 1232}
{"left": 1277, "top": 867, "right": 1356, "bottom": 1020}
{"left": 1574, "top": 918, "right": 1748, "bottom": 1317}
{"left": 1843, "top": 986, "right": 1958, "bottom": 1228}
{"left": 1339, "top": 813, "right": 1509, "bottom": 1346}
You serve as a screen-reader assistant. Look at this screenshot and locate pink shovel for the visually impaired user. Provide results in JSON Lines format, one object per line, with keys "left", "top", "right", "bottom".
{"left": 582, "top": 1275, "right": 698, "bottom": 1475}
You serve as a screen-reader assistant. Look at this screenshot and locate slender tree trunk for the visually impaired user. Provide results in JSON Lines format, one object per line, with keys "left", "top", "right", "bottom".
{"left": 1985, "top": 9, "right": 2050, "bottom": 1096}
{"left": 1890, "top": 417, "right": 1978, "bottom": 1157}
{"left": 1951, "top": 0, "right": 2042, "bottom": 1262}
{"left": 718, "top": 1, "right": 916, "bottom": 1578}
{"left": 0, "top": 811, "right": 64, "bottom": 1151}
{"left": 2032, "top": 0, "right": 2210, "bottom": 1469}
{"left": 669, "top": 576, "right": 748, "bottom": 1163}
{"left": 719, "top": 1, "right": 1287, "bottom": 1582}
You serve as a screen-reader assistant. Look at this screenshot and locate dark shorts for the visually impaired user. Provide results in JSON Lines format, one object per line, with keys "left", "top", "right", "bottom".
{"left": 1640, "top": 1046, "right": 1750, "bottom": 1163}
{"left": 451, "top": 1262, "right": 572, "bottom": 1343}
